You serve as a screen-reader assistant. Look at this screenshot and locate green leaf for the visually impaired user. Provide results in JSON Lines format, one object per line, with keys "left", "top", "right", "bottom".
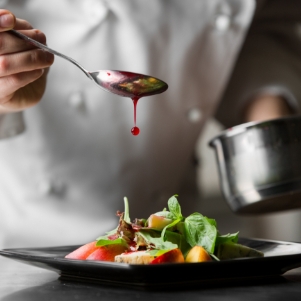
{"left": 123, "top": 197, "right": 131, "bottom": 223}
{"left": 161, "top": 218, "right": 181, "bottom": 240}
{"left": 153, "top": 210, "right": 175, "bottom": 220}
{"left": 136, "top": 230, "right": 178, "bottom": 250}
{"left": 164, "top": 230, "right": 191, "bottom": 257}
{"left": 96, "top": 238, "right": 127, "bottom": 247}
{"left": 184, "top": 212, "right": 217, "bottom": 254}
{"left": 167, "top": 195, "right": 183, "bottom": 220}
{"left": 176, "top": 222, "right": 185, "bottom": 236}
{"left": 215, "top": 232, "right": 239, "bottom": 246}
{"left": 206, "top": 217, "right": 217, "bottom": 228}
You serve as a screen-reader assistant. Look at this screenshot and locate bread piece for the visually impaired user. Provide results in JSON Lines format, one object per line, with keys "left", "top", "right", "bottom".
{"left": 115, "top": 251, "right": 155, "bottom": 264}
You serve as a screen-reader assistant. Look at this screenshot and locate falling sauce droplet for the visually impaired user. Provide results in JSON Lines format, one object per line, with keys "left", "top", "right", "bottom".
{"left": 131, "top": 96, "right": 140, "bottom": 136}
{"left": 131, "top": 126, "right": 140, "bottom": 136}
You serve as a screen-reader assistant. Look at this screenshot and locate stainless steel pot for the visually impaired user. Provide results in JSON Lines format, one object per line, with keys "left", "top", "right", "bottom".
{"left": 209, "top": 115, "right": 301, "bottom": 214}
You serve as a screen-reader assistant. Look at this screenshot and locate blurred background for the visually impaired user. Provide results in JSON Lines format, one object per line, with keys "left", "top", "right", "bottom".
{"left": 197, "top": 118, "right": 301, "bottom": 243}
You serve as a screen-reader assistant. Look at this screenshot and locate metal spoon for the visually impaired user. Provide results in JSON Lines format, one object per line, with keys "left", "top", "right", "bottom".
{"left": 9, "top": 29, "right": 168, "bottom": 98}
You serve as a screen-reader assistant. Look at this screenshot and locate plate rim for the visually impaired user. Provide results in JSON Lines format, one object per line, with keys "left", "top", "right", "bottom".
{"left": 1, "top": 237, "right": 301, "bottom": 287}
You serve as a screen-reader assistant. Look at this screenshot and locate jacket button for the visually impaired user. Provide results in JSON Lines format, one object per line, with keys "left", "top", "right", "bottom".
{"left": 82, "top": 0, "right": 109, "bottom": 24}
{"left": 214, "top": 14, "right": 231, "bottom": 31}
{"left": 214, "top": 1, "right": 232, "bottom": 32}
{"left": 68, "top": 91, "right": 86, "bottom": 113}
{"left": 187, "top": 108, "right": 202, "bottom": 123}
{"left": 38, "top": 179, "right": 67, "bottom": 198}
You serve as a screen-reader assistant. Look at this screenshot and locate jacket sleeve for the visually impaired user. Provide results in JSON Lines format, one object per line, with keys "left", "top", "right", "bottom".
{"left": 0, "top": 112, "right": 25, "bottom": 139}
{"left": 215, "top": 0, "right": 301, "bottom": 128}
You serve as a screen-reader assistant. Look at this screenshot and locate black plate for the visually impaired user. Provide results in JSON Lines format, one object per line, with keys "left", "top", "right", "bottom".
{"left": 1, "top": 238, "right": 301, "bottom": 288}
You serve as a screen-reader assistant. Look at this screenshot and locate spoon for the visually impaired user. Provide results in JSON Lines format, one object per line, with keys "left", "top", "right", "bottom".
{"left": 9, "top": 29, "right": 168, "bottom": 98}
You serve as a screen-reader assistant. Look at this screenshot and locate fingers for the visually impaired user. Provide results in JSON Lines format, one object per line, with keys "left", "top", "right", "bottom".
{"left": 0, "top": 9, "right": 33, "bottom": 31}
{"left": 0, "top": 9, "right": 46, "bottom": 56}
{"left": 0, "top": 10, "right": 16, "bottom": 31}
{"left": 0, "top": 49, "right": 53, "bottom": 103}
{"left": 0, "top": 48, "right": 53, "bottom": 77}
{"left": 0, "top": 11, "right": 52, "bottom": 73}
{"left": 14, "top": 18, "right": 33, "bottom": 30}
{"left": 0, "top": 69, "right": 45, "bottom": 102}
{"left": 0, "top": 29, "right": 47, "bottom": 55}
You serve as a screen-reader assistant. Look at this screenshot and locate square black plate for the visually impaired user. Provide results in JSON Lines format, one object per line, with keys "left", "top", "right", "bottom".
{"left": 1, "top": 238, "right": 301, "bottom": 287}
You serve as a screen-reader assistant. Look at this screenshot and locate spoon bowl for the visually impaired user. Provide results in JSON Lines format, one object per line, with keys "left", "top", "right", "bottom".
{"left": 10, "top": 29, "right": 168, "bottom": 98}
{"left": 89, "top": 70, "right": 168, "bottom": 98}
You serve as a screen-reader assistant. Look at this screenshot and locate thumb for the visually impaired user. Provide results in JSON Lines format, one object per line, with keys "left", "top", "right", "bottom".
{"left": 0, "top": 10, "right": 16, "bottom": 31}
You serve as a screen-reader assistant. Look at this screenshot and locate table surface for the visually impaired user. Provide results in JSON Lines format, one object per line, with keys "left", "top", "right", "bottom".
{"left": 1, "top": 256, "right": 301, "bottom": 301}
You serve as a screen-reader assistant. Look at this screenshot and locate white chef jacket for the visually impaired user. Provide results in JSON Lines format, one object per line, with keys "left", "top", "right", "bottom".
{"left": 0, "top": 0, "right": 300, "bottom": 248}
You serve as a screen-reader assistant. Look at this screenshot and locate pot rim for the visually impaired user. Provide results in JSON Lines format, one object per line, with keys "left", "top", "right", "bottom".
{"left": 208, "top": 114, "right": 301, "bottom": 147}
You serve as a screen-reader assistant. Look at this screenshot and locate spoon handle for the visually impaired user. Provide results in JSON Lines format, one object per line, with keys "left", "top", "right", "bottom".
{"left": 9, "top": 29, "right": 92, "bottom": 80}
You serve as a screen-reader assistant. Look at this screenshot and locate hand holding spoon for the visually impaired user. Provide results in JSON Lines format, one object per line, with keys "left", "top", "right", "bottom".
{"left": 9, "top": 29, "right": 168, "bottom": 135}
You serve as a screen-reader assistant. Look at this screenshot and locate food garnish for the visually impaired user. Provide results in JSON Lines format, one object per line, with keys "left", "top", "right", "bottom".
{"left": 65, "top": 195, "right": 264, "bottom": 264}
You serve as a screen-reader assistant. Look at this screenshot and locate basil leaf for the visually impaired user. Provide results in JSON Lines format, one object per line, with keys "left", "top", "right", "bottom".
{"left": 176, "top": 221, "right": 185, "bottom": 236}
{"left": 215, "top": 232, "right": 239, "bottom": 246}
{"left": 164, "top": 230, "right": 191, "bottom": 257}
{"left": 161, "top": 218, "right": 181, "bottom": 240}
{"left": 184, "top": 212, "right": 217, "bottom": 254}
{"left": 167, "top": 195, "right": 183, "bottom": 220}
{"left": 136, "top": 230, "right": 178, "bottom": 250}
{"left": 153, "top": 211, "right": 175, "bottom": 220}
{"left": 96, "top": 238, "right": 127, "bottom": 247}
{"left": 207, "top": 217, "right": 217, "bottom": 228}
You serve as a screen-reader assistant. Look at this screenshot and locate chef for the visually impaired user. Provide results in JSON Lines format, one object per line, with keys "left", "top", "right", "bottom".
{"left": 0, "top": 0, "right": 299, "bottom": 248}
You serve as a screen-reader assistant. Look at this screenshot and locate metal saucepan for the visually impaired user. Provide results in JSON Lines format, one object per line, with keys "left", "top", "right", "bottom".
{"left": 209, "top": 115, "right": 301, "bottom": 215}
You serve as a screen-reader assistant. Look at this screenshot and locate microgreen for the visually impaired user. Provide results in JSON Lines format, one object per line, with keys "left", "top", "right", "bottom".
{"left": 123, "top": 197, "right": 131, "bottom": 223}
{"left": 95, "top": 195, "right": 239, "bottom": 259}
{"left": 96, "top": 197, "right": 131, "bottom": 243}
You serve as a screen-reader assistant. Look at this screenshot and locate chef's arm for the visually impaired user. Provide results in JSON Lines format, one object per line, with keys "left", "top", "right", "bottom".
{"left": 242, "top": 93, "right": 294, "bottom": 122}
{"left": 215, "top": 0, "right": 301, "bottom": 127}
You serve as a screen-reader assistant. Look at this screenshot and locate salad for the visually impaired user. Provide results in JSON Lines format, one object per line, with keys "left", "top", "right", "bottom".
{"left": 65, "top": 195, "right": 264, "bottom": 264}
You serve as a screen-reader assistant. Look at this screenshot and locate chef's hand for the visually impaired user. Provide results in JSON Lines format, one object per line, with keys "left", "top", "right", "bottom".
{"left": 0, "top": 9, "right": 54, "bottom": 113}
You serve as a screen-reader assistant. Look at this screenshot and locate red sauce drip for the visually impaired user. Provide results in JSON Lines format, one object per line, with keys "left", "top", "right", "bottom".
{"left": 131, "top": 96, "right": 140, "bottom": 136}
{"left": 131, "top": 126, "right": 140, "bottom": 136}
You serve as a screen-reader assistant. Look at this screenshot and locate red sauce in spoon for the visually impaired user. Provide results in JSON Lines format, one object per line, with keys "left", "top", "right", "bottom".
{"left": 104, "top": 71, "right": 168, "bottom": 136}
